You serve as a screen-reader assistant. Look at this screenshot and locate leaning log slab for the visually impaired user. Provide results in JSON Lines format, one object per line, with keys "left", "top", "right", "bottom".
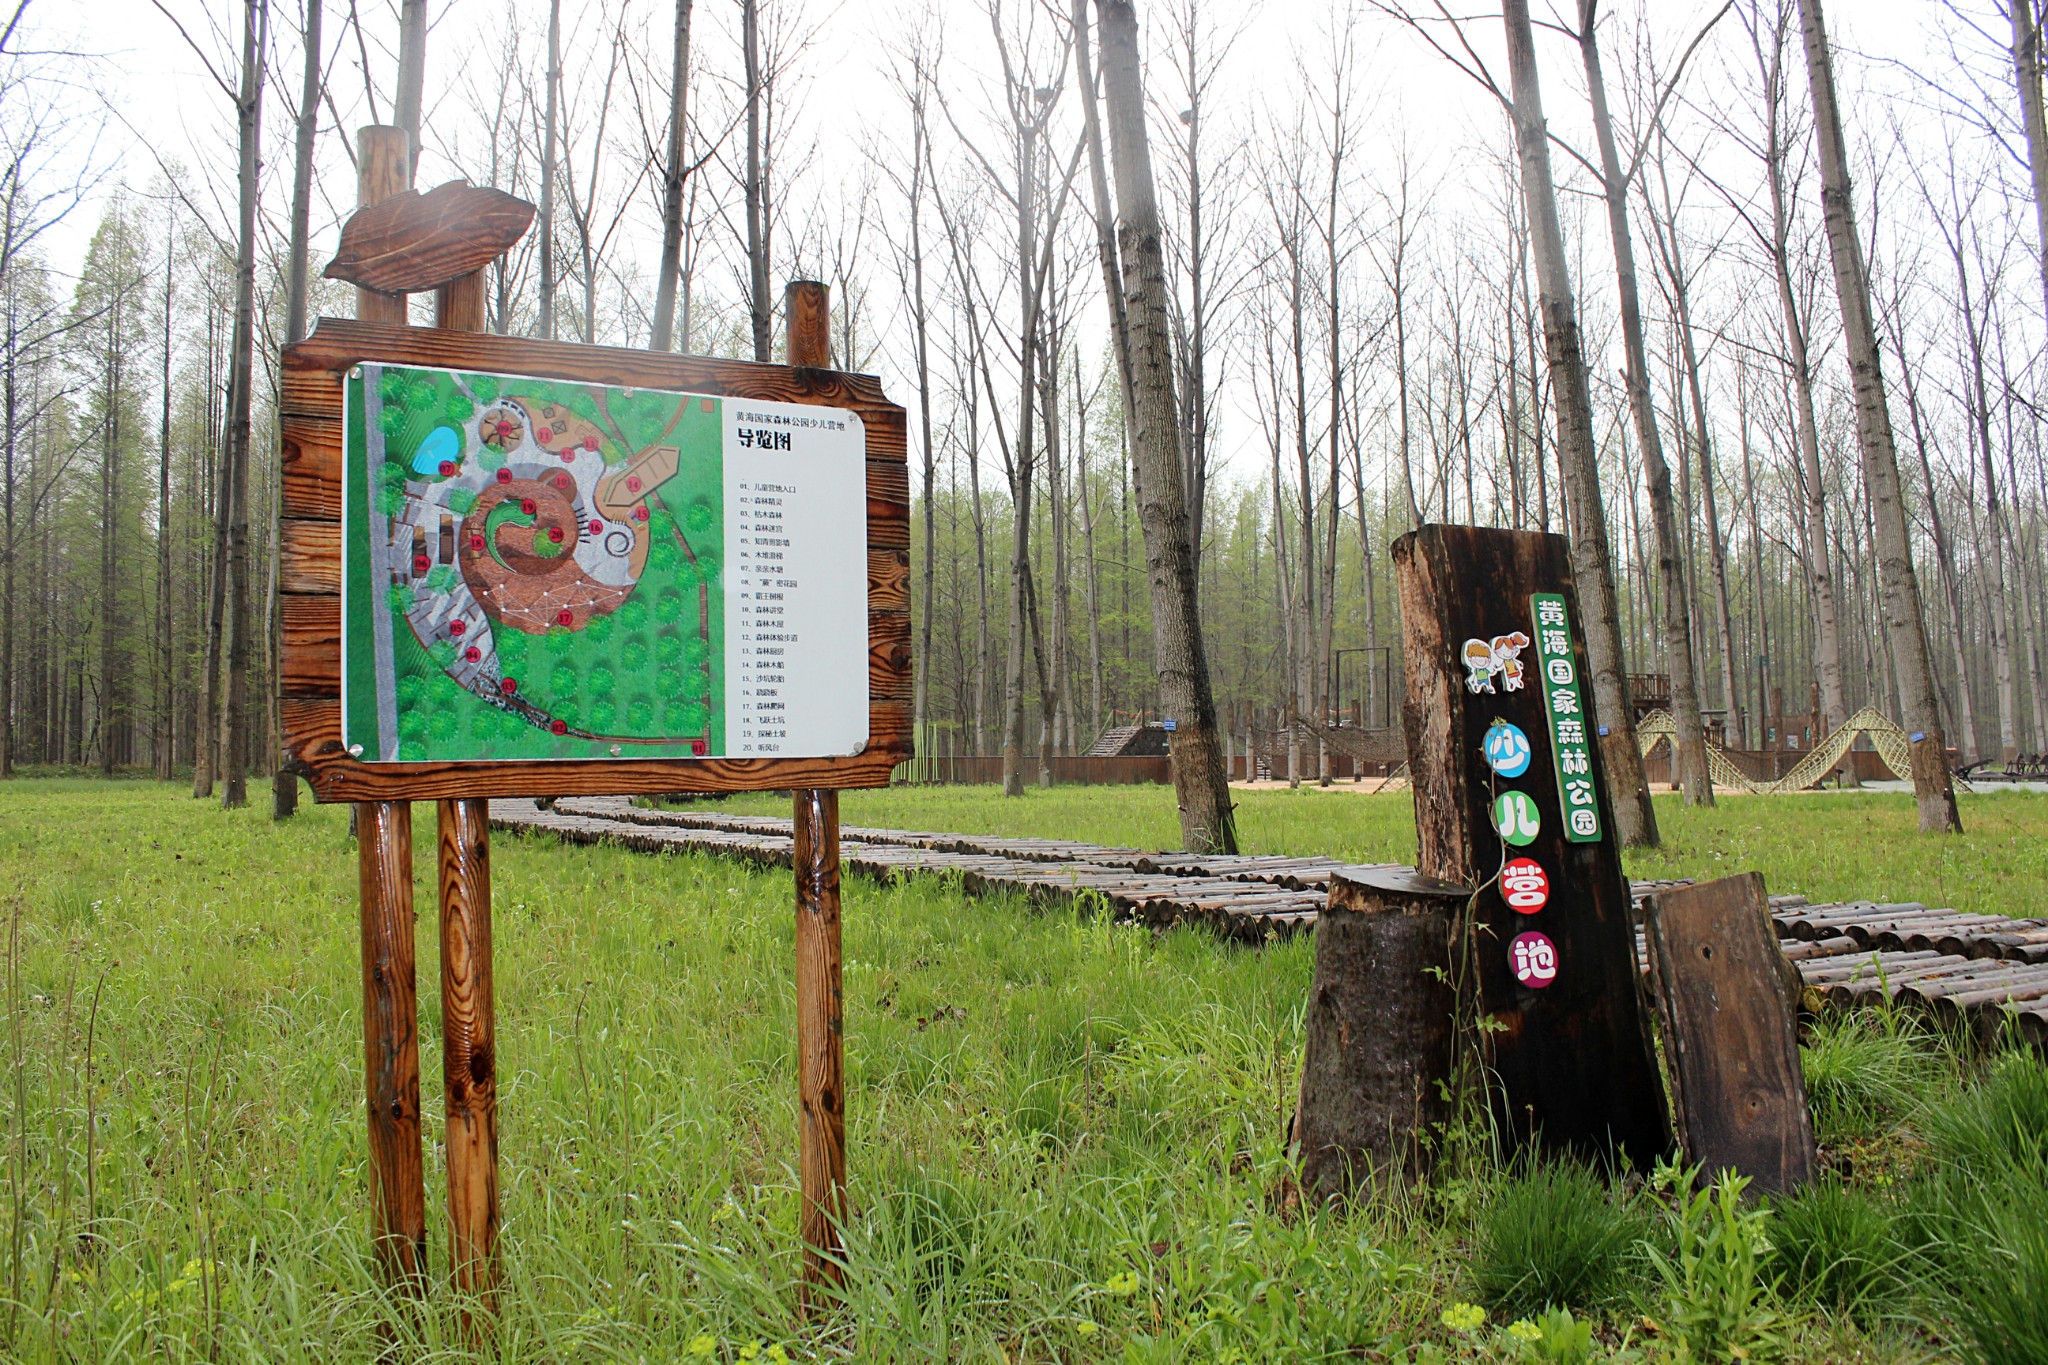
{"left": 1644, "top": 873, "right": 1816, "bottom": 1195}
{"left": 1297, "top": 868, "right": 1471, "bottom": 1200}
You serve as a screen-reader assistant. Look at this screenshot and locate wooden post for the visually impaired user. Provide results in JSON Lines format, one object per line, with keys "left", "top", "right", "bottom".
{"left": 785, "top": 280, "right": 846, "bottom": 1307}
{"left": 357, "top": 798, "right": 426, "bottom": 1281}
{"left": 351, "top": 124, "right": 425, "bottom": 1286}
{"left": 792, "top": 788, "right": 846, "bottom": 1305}
{"left": 1391, "top": 524, "right": 1671, "bottom": 1168}
{"left": 353, "top": 127, "right": 410, "bottom": 325}
{"left": 432, "top": 230, "right": 500, "bottom": 1313}
{"left": 1644, "top": 874, "right": 1816, "bottom": 1195}
{"left": 437, "top": 797, "right": 499, "bottom": 1309}
{"left": 1296, "top": 868, "right": 1470, "bottom": 1200}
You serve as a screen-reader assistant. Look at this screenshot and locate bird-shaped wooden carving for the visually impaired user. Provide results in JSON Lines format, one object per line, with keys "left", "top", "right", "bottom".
{"left": 324, "top": 180, "right": 535, "bottom": 296}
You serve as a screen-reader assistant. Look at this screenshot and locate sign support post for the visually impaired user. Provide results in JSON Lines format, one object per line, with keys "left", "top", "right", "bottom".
{"left": 350, "top": 125, "right": 428, "bottom": 1287}
{"left": 784, "top": 281, "right": 848, "bottom": 1309}
{"left": 431, "top": 215, "right": 502, "bottom": 1327}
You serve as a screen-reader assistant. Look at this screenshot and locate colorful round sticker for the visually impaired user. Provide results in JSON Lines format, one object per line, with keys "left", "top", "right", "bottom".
{"left": 1482, "top": 721, "right": 1533, "bottom": 778}
{"left": 1510, "top": 931, "right": 1559, "bottom": 988}
{"left": 1493, "top": 791, "right": 1542, "bottom": 846}
{"left": 1501, "top": 857, "right": 1550, "bottom": 913}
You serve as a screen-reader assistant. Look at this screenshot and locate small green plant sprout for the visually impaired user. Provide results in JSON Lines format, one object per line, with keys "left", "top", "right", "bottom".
{"left": 686, "top": 1335, "right": 716, "bottom": 1357}
{"left": 1504, "top": 1308, "right": 1595, "bottom": 1364}
{"left": 1104, "top": 1269, "right": 1141, "bottom": 1296}
{"left": 1641, "top": 1161, "right": 1784, "bottom": 1363}
{"left": 1442, "top": 1300, "right": 1487, "bottom": 1334}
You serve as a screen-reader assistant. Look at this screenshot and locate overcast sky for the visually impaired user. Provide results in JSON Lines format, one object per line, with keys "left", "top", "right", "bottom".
{"left": 24, "top": 0, "right": 2006, "bottom": 494}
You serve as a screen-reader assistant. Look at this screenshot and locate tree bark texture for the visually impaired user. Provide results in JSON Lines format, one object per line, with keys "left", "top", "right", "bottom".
{"left": 1296, "top": 869, "right": 1468, "bottom": 1200}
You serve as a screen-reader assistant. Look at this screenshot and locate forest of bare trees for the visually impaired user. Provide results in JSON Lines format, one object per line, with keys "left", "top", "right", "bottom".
{"left": 4, "top": 0, "right": 2047, "bottom": 839}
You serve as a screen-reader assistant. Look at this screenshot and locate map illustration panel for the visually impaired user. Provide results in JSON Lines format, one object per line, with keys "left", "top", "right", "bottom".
{"left": 342, "top": 362, "right": 864, "bottom": 769}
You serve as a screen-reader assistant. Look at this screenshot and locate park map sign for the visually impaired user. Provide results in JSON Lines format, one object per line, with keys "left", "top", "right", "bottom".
{"left": 280, "top": 321, "right": 911, "bottom": 801}
{"left": 341, "top": 363, "right": 868, "bottom": 764}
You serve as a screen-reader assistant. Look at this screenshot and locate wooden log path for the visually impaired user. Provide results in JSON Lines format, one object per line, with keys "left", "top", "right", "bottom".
{"left": 488, "top": 797, "right": 2048, "bottom": 1048}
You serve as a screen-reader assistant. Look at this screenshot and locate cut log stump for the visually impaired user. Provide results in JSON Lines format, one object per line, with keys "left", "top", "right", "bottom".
{"left": 1297, "top": 868, "right": 1470, "bottom": 1200}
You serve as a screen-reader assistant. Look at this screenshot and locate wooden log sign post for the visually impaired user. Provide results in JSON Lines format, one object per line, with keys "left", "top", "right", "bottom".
{"left": 281, "top": 128, "right": 910, "bottom": 1316}
{"left": 1391, "top": 525, "right": 1670, "bottom": 1168}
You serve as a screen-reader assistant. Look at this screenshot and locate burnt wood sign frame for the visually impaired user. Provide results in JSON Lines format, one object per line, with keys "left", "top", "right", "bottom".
{"left": 1392, "top": 524, "right": 1671, "bottom": 1169}
{"left": 279, "top": 318, "right": 912, "bottom": 801}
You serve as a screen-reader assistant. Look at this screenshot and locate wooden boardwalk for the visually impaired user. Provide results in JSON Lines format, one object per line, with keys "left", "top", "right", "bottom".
{"left": 489, "top": 796, "right": 2048, "bottom": 1048}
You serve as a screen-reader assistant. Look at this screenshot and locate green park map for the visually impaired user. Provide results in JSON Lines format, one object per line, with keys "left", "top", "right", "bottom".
{"left": 342, "top": 363, "right": 726, "bottom": 762}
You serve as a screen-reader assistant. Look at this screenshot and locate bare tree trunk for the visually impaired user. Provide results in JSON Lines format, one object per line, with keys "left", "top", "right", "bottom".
{"left": 2013, "top": 0, "right": 2048, "bottom": 337}
{"left": 1952, "top": 233, "right": 2019, "bottom": 763}
{"left": 1502, "top": 0, "right": 1658, "bottom": 846}
{"left": 97, "top": 257, "right": 125, "bottom": 777}
{"left": 1094, "top": 0, "right": 1235, "bottom": 852}
{"left": 1890, "top": 320, "right": 1977, "bottom": 762}
{"left": 905, "top": 68, "right": 936, "bottom": 754}
{"left": 743, "top": 0, "right": 771, "bottom": 362}
{"left": 650, "top": 0, "right": 694, "bottom": 352}
{"left": 273, "top": 0, "right": 321, "bottom": 818}
{"left": 220, "top": 0, "right": 269, "bottom": 811}
{"left": 1580, "top": 2, "right": 1711, "bottom": 805}
{"left": 1752, "top": 6, "right": 1851, "bottom": 770}
{"left": 1382, "top": 165, "right": 1423, "bottom": 531}
{"left": 1078, "top": 355, "right": 1105, "bottom": 739}
{"left": 998, "top": 103, "right": 1041, "bottom": 800}
{"left": 1796, "top": 0, "right": 1959, "bottom": 832}
{"left": 537, "top": 0, "right": 560, "bottom": 339}
{"left": 394, "top": 0, "right": 424, "bottom": 174}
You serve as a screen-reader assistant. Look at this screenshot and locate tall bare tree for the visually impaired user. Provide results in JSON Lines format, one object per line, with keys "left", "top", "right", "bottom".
{"left": 1502, "top": 0, "right": 1659, "bottom": 844}
{"left": 1092, "top": 0, "right": 1235, "bottom": 852}
{"left": 1578, "top": 0, "right": 1716, "bottom": 804}
{"left": 650, "top": 0, "right": 694, "bottom": 353}
{"left": 1795, "top": 0, "right": 1960, "bottom": 832}
{"left": 219, "top": 0, "right": 269, "bottom": 809}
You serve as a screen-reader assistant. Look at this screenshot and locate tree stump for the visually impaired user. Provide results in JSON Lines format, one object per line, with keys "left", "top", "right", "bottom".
{"left": 1297, "top": 868, "right": 1470, "bottom": 1200}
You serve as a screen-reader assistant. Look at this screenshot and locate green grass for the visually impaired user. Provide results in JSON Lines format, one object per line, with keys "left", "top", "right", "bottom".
{"left": 0, "top": 777, "right": 2038, "bottom": 1360}
{"left": 718, "top": 783, "right": 2048, "bottom": 916}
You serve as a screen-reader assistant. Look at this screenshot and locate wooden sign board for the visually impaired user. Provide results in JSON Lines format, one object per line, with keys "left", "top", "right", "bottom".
{"left": 1392, "top": 524, "right": 1671, "bottom": 1168}
{"left": 280, "top": 319, "right": 911, "bottom": 801}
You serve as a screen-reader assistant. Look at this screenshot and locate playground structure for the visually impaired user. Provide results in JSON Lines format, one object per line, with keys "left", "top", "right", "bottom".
{"left": 1635, "top": 705, "right": 1975, "bottom": 794}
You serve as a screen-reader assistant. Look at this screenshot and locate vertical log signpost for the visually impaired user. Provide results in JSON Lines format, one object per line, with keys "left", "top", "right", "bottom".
{"left": 281, "top": 130, "right": 910, "bottom": 1317}
{"left": 1391, "top": 525, "right": 1671, "bottom": 1167}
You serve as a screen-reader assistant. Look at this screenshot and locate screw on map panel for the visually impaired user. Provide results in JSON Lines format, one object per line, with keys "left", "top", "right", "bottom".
{"left": 349, "top": 365, "right": 362, "bottom": 379}
{"left": 348, "top": 744, "right": 365, "bottom": 758}
{"left": 609, "top": 744, "right": 623, "bottom": 757}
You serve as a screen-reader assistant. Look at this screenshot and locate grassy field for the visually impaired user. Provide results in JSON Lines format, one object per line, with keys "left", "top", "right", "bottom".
{"left": 0, "top": 777, "right": 2038, "bottom": 1361}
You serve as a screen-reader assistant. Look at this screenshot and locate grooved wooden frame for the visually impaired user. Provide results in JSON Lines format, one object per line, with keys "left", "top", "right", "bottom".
{"left": 280, "top": 319, "right": 912, "bottom": 801}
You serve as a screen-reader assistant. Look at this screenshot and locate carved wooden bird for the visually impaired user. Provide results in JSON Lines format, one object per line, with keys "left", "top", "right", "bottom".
{"left": 324, "top": 180, "right": 536, "bottom": 296}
